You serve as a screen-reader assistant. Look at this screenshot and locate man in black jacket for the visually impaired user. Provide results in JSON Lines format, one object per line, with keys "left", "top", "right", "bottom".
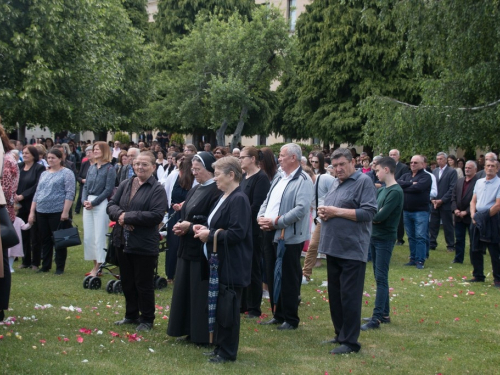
{"left": 390, "top": 149, "right": 410, "bottom": 245}
{"left": 450, "top": 161, "right": 478, "bottom": 264}
{"left": 429, "top": 152, "right": 457, "bottom": 252}
{"left": 397, "top": 155, "right": 432, "bottom": 269}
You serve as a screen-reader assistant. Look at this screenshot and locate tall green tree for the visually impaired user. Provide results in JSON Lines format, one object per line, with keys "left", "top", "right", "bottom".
{"left": 149, "top": 6, "right": 292, "bottom": 148}
{"left": 289, "top": 0, "right": 416, "bottom": 145}
{"left": 151, "top": 0, "right": 254, "bottom": 46}
{"left": 362, "top": 0, "right": 500, "bottom": 155}
{"left": 0, "top": 0, "right": 149, "bottom": 138}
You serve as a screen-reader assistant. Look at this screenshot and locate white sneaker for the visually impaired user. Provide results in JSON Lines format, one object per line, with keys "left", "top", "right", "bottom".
{"left": 262, "top": 290, "right": 270, "bottom": 299}
{"left": 302, "top": 275, "right": 309, "bottom": 285}
{"left": 10, "top": 269, "right": 15, "bottom": 273}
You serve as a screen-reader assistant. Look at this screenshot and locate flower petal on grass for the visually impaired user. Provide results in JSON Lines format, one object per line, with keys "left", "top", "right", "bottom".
{"left": 77, "top": 335, "right": 84, "bottom": 343}
{"left": 109, "top": 331, "right": 120, "bottom": 337}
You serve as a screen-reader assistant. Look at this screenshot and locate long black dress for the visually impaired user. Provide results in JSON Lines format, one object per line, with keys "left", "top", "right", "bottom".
{"left": 167, "top": 181, "right": 221, "bottom": 344}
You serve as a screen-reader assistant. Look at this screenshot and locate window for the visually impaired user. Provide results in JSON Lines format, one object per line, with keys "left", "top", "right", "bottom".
{"left": 289, "top": 0, "right": 297, "bottom": 31}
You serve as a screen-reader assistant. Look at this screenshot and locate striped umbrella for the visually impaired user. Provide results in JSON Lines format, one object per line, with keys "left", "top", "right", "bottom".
{"left": 208, "top": 229, "right": 223, "bottom": 344}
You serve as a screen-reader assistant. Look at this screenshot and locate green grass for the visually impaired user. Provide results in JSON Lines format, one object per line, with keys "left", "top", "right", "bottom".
{"left": 2, "top": 214, "right": 500, "bottom": 374}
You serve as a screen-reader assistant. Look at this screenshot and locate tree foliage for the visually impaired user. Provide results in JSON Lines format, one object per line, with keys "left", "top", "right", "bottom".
{"left": 362, "top": 0, "right": 500, "bottom": 154}
{"left": 148, "top": 6, "right": 292, "bottom": 148}
{"left": 151, "top": 0, "right": 254, "bottom": 46}
{"left": 0, "top": 0, "right": 150, "bottom": 134}
{"left": 286, "top": 0, "right": 417, "bottom": 146}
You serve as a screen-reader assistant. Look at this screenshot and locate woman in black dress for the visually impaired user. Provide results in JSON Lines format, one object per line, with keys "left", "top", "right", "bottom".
{"left": 238, "top": 147, "right": 271, "bottom": 318}
{"left": 15, "top": 146, "right": 45, "bottom": 270}
{"left": 165, "top": 155, "right": 194, "bottom": 281}
{"left": 167, "top": 152, "right": 222, "bottom": 345}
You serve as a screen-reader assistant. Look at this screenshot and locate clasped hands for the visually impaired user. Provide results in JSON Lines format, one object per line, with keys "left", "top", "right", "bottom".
{"left": 193, "top": 224, "right": 209, "bottom": 243}
{"left": 317, "top": 205, "right": 341, "bottom": 222}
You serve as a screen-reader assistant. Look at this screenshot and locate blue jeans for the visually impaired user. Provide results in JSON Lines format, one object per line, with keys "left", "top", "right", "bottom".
{"left": 403, "top": 211, "right": 429, "bottom": 264}
{"left": 454, "top": 221, "right": 470, "bottom": 263}
{"left": 370, "top": 239, "right": 395, "bottom": 319}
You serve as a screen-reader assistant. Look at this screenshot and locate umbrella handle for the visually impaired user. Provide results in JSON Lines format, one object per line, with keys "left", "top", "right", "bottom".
{"left": 279, "top": 228, "right": 285, "bottom": 240}
{"left": 213, "top": 228, "right": 224, "bottom": 254}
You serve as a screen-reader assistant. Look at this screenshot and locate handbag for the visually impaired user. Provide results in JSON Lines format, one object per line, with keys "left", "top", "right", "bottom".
{"left": 0, "top": 205, "right": 19, "bottom": 248}
{"left": 217, "top": 283, "right": 238, "bottom": 328}
{"left": 216, "top": 235, "right": 238, "bottom": 328}
{"left": 52, "top": 219, "right": 81, "bottom": 250}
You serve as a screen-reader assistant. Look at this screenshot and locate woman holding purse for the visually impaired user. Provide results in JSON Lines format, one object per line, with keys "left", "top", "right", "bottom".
{"left": 29, "top": 148, "right": 75, "bottom": 274}
{"left": 193, "top": 156, "right": 253, "bottom": 363}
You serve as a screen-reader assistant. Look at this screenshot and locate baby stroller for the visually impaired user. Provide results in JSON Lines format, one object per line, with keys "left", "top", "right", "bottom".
{"left": 82, "top": 218, "right": 169, "bottom": 293}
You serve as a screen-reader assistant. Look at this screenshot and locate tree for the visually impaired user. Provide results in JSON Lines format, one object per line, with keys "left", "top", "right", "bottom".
{"left": 0, "top": 0, "right": 150, "bottom": 139}
{"left": 149, "top": 6, "right": 292, "bottom": 148}
{"left": 289, "top": 0, "right": 417, "bottom": 146}
{"left": 151, "top": 0, "right": 254, "bottom": 46}
{"left": 361, "top": 1, "right": 500, "bottom": 155}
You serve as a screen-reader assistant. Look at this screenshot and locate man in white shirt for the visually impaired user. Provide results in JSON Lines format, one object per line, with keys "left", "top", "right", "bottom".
{"left": 112, "top": 141, "right": 121, "bottom": 160}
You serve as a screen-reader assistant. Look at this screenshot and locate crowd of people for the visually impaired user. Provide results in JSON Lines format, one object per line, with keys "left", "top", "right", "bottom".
{"left": 1, "top": 123, "right": 500, "bottom": 361}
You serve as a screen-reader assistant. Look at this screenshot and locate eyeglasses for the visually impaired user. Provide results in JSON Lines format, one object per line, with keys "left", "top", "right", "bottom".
{"left": 311, "top": 160, "right": 319, "bottom": 164}
{"left": 410, "top": 162, "right": 420, "bottom": 164}
{"left": 191, "top": 168, "right": 202, "bottom": 173}
{"left": 133, "top": 162, "right": 152, "bottom": 168}
{"left": 214, "top": 151, "right": 222, "bottom": 155}
{"left": 239, "top": 156, "right": 252, "bottom": 160}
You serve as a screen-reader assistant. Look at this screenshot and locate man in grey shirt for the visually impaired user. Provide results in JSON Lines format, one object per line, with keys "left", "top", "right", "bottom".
{"left": 318, "top": 148, "right": 377, "bottom": 355}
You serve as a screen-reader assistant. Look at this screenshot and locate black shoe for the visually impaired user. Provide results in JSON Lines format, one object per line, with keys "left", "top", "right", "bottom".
{"left": 136, "top": 322, "right": 153, "bottom": 331}
{"left": 416, "top": 262, "right": 425, "bottom": 269}
{"left": 321, "top": 337, "right": 340, "bottom": 345}
{"left": 452, "top": 260, "right": 463, "bottom": 264}
{"left": 36, "top": 268, "right": 49, "bottom": 273}
{"left": 54, "top": 270, "right": 64, "bottom": 275}
{"left": 203, "top": 350, "right": 217, "bottom": 357}
{"left": 176, "top": 335, "right": 191, "bottom": 342}
{"left": 362, "top": 316, "right": 391, "bottom": 324}
{"left": 0, "top": 310, "right": 4, "bottom": 321}
{"left": 361, "top": 319, "right": 380, "bottom": 331}
{"left": 430, "top": 247, "right": 436, "bottom": 250}
{"left": 396, "top": 240, "right": 405, "bottom": 246}
{"left": 330, "top": 345, "right": 356, "bottom": 354}
{"left": 277, "top": 322, "right": 297, "bottom": 330}
{"left": 114, "top": 318, "right": 140, "bottom": 325}
{"left": 447, "top": 247, "right": 455, "bottom": 253}
{"left": 246, "top": 314, "right": 261, "bottom": 319}
{"left": 209, "top": 355, "right": 233, "bottom": 363}
{"left": 260, "top": 318, "right": 282, "bottom": 325}
{"left": 404, "top": 261, "right": 416, "bottom": 266}
{"left": 467, "top": 278, "right": 484, "bottom": 283}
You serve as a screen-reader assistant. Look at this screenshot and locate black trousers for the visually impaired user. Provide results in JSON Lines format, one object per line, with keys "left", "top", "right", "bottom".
{"left": 263, "top": 230, "right": 303, "bottom": 327}
{"left": 118, "top": 247, "right": 157, "bottom": 323}
{"left": 19, "top": 211, "right": 40, "bottom": 267}
{"left": 327, "top": 255, "right": 366, "bottom": 352}
{"left": 397, "top": 211, "right": 405, "bottom": 242}
{"left": 429, "top": 206, "right": 455, "bottom": 249}
{"left": 36, "top": 212, "right": 69, "bottom": 272}
{"left": 75, "top": 183, "right": 84, "bottom": 213}
{"left": 241, "top": 233, "right": 263, "bottom": 316}
{"left": 470, "top": 242, "right": 500, "bottom": 282}
{"left": 215, "top": 287, "right": 243, "bottom": 361}
{"left": 0, "top": 241, "right": 11, "bottom": 310}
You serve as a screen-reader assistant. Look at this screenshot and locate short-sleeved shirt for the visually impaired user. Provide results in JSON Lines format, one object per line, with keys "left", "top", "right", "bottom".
{"left": 474, "top": 176, "right": 500, "bottom": 212}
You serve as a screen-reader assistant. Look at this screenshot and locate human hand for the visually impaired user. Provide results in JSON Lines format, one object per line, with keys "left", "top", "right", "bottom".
{"left": 193, "top": 228, "right": 210, "bottom": 243}
{"left": 60, "top": 212, "right": 69, "bottom": 221}
{"left": 257, "top": 217, "right": 274, "bottom": 231}
{"left": 118, "top": 212, "right": 126, "bottom": 226}
{"left": 173, "top": 221, "right": 191, "bottom": 236}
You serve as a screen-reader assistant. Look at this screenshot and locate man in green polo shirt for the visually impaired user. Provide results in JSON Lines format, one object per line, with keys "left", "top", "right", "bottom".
{"left": 361, "top": 157, "right": 403, "bottom": 331}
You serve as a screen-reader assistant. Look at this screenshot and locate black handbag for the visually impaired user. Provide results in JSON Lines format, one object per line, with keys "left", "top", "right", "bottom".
{"left": 216, "top": 236, "right": 238, "bottom": 328}
{"left": 217, "top": 283, "right": 238, "bottom": 328}
{"left": 52, "top": 220, "right": 81, "bottom": 250}
{"left": 0, "top": 205, "right": 19, "bottom": 248}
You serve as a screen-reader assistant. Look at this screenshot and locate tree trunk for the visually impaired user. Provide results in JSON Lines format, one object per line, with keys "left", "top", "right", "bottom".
{"left": 17, "top": 122, "right": 26, "bottom": 143}
{"left": 216, "top": 119, "right": 228, "bottom": 147}
{"left": 230, "top": 105, "right": 248, "bottom": 151}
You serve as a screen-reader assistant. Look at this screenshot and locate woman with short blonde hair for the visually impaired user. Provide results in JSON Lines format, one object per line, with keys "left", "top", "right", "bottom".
{"left": 82, "top": 141, "right": 116, "bottom": 276}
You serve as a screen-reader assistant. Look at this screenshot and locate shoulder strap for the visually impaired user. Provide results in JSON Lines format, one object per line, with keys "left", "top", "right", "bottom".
{"left": 315, "top": 174, "right": 321, "bottom": 219}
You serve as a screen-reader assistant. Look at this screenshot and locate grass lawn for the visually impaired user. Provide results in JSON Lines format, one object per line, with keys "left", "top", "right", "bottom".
{"left": 1, "top": 213, "right": 500, "bottom": 375}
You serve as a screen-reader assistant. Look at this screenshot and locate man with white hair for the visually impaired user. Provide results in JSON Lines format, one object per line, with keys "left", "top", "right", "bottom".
{"left": 117, "top": 148, "right": 139, "bottom": 184}
{"left": 429, "top": 152, "right": 457, "bottom": 252}
{"left": 451, "top": 161, "right": 478, "bottom": 264}
{"left": 258, "top": 143, "right": 313, "bottom": 330}
{"left": 232, "top": 148, "right": 241, "bottom": 157}
{"left": 475, "top": 153, "right": 500, "bottom": 179}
